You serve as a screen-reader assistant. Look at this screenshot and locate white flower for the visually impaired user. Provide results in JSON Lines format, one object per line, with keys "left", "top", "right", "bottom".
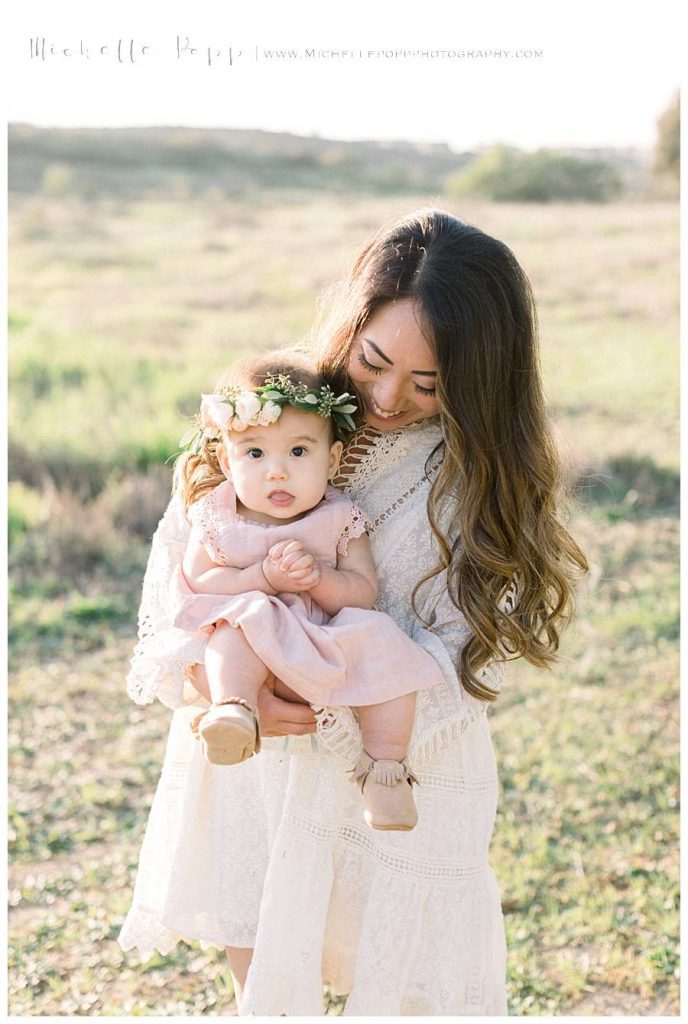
{"left": 200, "top": 394, "right": 233, "bottom": 431}
{"left": 234, "top": 392, "right": 262, "bottom": 424}
{"left": 258, "top": 400, "right": 282, "bottom": 425}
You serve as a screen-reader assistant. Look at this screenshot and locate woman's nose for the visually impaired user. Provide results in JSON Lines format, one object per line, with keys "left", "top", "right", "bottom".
{"left": 374, "top": 378, "right": 404, "bottom": 411}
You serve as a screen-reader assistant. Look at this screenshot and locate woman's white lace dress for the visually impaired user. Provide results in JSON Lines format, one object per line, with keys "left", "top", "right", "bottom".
{"left": 118, "top": 418, "right": 511, "bottom": 1016}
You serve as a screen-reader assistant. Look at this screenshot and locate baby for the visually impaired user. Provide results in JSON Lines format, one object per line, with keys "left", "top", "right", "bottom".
{"left": 172, "top": 352, "right": 440, "bottom": 831}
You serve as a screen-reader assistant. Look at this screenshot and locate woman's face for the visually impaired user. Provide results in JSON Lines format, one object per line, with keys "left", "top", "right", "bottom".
{"left": 347, "top": 298, "right": 440, "bottom": 431}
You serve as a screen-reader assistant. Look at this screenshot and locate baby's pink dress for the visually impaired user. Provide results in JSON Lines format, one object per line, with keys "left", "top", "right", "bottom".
{"left": 171, "top": 480, "right": 440, "bottom": 707}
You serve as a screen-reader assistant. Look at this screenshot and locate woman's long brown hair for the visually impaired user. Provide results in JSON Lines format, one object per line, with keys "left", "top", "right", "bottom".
{"left": 313, "top": 208, "right": 588, "bottom": 700}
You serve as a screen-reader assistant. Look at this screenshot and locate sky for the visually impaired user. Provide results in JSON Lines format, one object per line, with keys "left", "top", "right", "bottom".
{"left": 4, "top": 0, "right": 683, "bottom": 151}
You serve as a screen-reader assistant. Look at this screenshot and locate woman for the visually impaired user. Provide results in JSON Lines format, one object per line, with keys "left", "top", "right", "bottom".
{"left": 119, "top": 208, "right": 587, "bottom": 1015}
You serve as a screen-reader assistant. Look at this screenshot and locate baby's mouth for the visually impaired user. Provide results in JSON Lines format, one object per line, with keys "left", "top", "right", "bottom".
{"left": 268, "top": 490, "right": 295, "bottom": 505}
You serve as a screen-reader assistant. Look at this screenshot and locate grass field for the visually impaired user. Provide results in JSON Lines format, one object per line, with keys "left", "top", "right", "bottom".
{"left": 7, "top": 154, "right": 679, "bottom": 1015}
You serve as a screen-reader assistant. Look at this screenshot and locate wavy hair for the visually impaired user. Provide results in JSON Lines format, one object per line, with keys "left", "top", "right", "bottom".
{"left": 173, "top": 348, "right": 348, "bottom": 512}
{"left": 313, "top": 208, "right": 588, "bottom": 700}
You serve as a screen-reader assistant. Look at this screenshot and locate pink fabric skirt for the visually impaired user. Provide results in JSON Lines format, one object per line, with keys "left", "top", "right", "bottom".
{"left": 172, "top": 568, "right": 443, "bottom": 707}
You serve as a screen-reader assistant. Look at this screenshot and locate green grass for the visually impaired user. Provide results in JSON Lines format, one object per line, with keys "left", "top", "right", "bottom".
{"left": 7, "top": 174, "right": 679, "bottom": 1015}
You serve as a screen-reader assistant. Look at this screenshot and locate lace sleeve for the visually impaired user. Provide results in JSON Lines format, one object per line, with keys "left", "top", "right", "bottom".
{"left": 336, "top": 503, "right": 370, "bottom": 557}
{"left": 408, "top": 568, "right": 520, "bottom": 766}
{"left": 126, "top": 494, "right": 209, "bottom": 710}
{"left": 187, "top": 488, "right": 230, "bottom": 566}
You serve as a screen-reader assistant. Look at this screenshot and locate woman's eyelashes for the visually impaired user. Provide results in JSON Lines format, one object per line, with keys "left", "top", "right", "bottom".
{"left": 357, "top": 350, "right": 437, "bottom": 398}
{"left": 357, "top": 351, "right": 382, "bottom": 375}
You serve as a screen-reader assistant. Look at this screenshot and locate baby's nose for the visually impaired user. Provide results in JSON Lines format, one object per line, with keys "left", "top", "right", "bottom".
{"left": 266, "top": 459, "right": 288, "bottom": 479}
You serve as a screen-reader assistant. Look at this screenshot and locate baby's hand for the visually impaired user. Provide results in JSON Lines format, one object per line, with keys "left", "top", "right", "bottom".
{"left": 276, "top": 541, "right": 321, "bottom": 589}
{"left": 262, "top": 542, "right": 307, "bottom": 593}
{"left": 262, "top": 540, "right": 321, "bottom": 593}
{"left": 283, "top": 551, "right": 321, "bottom": 590}
{"left": 267, "top": 539, "right": 301, "bottom": 565}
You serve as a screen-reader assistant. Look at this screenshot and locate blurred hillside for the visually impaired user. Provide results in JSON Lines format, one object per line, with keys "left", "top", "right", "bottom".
{"left": 9, "top": 123, "right": 472, "bottom": 196}
{"left": 8, "top": 123, "right": 653, "bottom": 199}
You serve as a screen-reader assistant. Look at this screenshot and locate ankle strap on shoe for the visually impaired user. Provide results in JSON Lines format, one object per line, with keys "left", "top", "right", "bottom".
{"left": 214, "top": 697, "right": 259, "bottom": 717}
{"left": 189, "top": 697, "right": 260, "bottom": 745}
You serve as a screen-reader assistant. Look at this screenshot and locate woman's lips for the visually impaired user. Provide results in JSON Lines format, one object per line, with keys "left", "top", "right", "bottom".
{"left": 268, "top": 490, "right": 295, "bottom": 506}
{"left": 365, "top": 395, "right": 407, "bottom": 423}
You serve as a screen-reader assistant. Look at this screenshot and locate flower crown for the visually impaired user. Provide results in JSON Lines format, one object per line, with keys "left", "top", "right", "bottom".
{"left": 178, "top": 373, "right": 358, "bottom": 455}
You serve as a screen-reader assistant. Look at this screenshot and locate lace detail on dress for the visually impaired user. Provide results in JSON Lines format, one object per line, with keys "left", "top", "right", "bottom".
{"left": 284, "top": 812, "right": 489, "bottom": 881}
{"left": 332, "top": 418, "right": 441, "bottom": 497}
{"left": 125, "top": 495, "right": 208, "bottom": 708}
{"left": 368, "top": 447, "right": 443, "bottom": 535}
{"left": 190, "top": 488, "right": 229, "bottom": 566}
{"left": 336, "top": 503, "right": 369, "bottom": 556}
{"left": 313, "top": 705, "right": 363, "bottom": 764}
{"left": 330, "top": 425, "right": 384, "bottom": 490}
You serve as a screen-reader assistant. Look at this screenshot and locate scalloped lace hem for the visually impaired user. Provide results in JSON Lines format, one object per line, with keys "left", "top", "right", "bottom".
{"left": 118, "top": 905, "right": 256, "bottom": 960}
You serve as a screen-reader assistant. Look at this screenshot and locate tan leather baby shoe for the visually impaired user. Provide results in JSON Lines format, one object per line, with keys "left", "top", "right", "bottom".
{"left": 352, "top": 751, "right": 419, "bottom": 831}
{"left": 192, "top": 698, "right": 261, "bottom": 766}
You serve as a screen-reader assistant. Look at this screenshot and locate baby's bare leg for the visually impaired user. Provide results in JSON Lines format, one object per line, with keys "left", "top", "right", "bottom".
{"left": 205, "top": 621, "right": 268, "bottom": 707}
{"left": 354, "top": 694, "right": 418, "bottom": 831}
{"left": 198, "top": 624, "right": 267, "bottom": 766}
{"left": 185, "top": 662, "right": 211, "bottom": 701}
{"left": 356, "top": 692, "right": 416, "bottom": 762}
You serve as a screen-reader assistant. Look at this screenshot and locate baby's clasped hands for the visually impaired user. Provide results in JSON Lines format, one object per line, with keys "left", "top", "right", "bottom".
{"left": 263, "top": 539, "right": 322, "bottom": 592}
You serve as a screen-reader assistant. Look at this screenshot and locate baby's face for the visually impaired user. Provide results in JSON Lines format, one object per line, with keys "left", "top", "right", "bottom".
{"left": 219, "top": 406, "right": 343, "bottom": 524}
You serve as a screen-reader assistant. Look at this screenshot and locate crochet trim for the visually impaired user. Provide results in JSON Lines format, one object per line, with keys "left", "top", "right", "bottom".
{"left": 336, "top": 503, "right": 369, "bottom": 557}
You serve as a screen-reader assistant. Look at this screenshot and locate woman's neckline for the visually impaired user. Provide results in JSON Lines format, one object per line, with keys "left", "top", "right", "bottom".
{"left": 357, "top": 414, "right": 441, "bottom": 439}
{"left": 332, "top": 415, "right": 442, "bottom": 491}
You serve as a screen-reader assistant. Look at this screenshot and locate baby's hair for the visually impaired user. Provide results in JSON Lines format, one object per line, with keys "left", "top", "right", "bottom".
{"left": 173, "top": 347, "right": 350, "bottom": 511}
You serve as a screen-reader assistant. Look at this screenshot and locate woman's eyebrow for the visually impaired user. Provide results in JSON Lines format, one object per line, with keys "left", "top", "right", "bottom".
{"left": 363, "top": 338, "right": 437, "bottom": 376}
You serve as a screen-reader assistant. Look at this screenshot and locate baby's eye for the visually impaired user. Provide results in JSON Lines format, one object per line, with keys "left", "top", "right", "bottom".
{"left": 291, "top": 446, "right": 307, "bottom": 457}
{"left": 247, "top": 448, "right": 263, "bottom": 459}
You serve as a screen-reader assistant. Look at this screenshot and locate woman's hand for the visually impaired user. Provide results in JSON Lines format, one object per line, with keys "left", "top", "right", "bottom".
{"left": 257, "top": 685, "right": 317, "bottom": 737}
{"left": 186, "top": 665, "right": 316, "bottom": 736}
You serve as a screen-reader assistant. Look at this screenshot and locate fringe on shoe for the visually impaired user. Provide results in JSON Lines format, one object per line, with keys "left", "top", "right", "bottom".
{"left": 350, "top": 750, "right": 419, "bottom": 791}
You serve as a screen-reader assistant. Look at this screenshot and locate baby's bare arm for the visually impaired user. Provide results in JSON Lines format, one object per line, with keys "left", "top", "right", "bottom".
{"left": 182, "top": 532, "right": 276, "bottom": 596}
{"left": 301, "top": 534, "right": 378, "bottom": 615}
